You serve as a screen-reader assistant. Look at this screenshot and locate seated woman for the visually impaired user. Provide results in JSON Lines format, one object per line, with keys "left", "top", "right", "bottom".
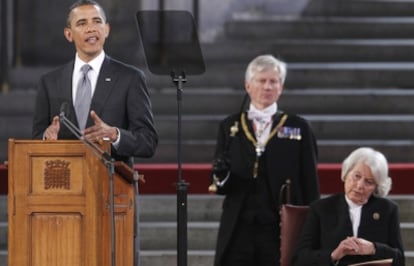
{"left": 292, "top": 147, "right": 405, "bottom": 266}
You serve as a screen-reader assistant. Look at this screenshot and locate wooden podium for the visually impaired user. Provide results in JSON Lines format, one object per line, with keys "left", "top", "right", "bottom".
{"left": 8, "top": 139, "right": 135, "bottom": 266}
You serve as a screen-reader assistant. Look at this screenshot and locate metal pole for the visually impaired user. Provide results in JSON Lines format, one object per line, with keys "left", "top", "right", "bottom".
{"left": 192, "top": 0, "right": 199, "bottom": 30}
{"left": 158, "top": 0, "right": 164, "bottom": 10}
{"left": 173, "top": 73, "right": 188, "bottom": 266}
{"left": 133, "top": 170, "right": 141, "bottom": 266}
{"left": 107, "top": 159, "right": 116, "bottom": 266}
{"left": 1, "top": 0, "right": 10, "bottom": 93}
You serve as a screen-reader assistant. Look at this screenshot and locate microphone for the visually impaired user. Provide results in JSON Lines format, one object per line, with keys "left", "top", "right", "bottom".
{"left": 59, "top": 101, "right": 81, "bottom": 137}
{"left": 60, "top": 102, "right": 69, "bottom": 118}
{"left": 59, "top": 101, "right": 113, "bottom": 165}
{"left": 59, "top": 102, "right": 73, "bottom": 135}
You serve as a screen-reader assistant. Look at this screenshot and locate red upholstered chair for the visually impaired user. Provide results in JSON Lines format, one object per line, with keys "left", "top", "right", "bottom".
{"left": 279, "top": 204, "right": 309, "bottom": 266}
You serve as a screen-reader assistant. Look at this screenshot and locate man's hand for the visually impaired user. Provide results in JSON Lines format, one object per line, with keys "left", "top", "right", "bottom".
{"left": 83, "top": 110, "right": 118, "bottom": 143}
{"left": 44, "top": 116, "right": 60, "bottom": 140}
{"left": 212, "top": 154, "right": 231, "bottom": 181}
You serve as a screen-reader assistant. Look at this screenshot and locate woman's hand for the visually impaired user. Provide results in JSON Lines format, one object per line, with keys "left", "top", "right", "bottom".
{"left": 331, "top": 236, "right": 375, "bottom": 261}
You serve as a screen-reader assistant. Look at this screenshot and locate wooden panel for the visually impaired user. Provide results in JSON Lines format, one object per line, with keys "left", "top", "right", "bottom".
{"left": 115, "top": 214, "right": 130, "bottom": 266}
{"left": 31, "top": 214, "right": 82, "bottom": 266}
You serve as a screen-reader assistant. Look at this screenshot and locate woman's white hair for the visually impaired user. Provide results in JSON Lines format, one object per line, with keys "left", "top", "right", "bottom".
{"left": 341, "top": 147, "right": 392, "bottom": 197}
{"left": 245, "top": 54, "right": 287, "bottom": 84}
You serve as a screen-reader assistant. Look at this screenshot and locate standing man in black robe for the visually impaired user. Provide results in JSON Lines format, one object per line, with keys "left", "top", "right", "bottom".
{"left": 210, "top": 54, "right": 320, "bottom": 266}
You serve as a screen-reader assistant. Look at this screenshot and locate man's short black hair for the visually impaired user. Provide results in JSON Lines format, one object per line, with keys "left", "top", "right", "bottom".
{"left": 66, "top": 0, "right": 107, "bottom": 27}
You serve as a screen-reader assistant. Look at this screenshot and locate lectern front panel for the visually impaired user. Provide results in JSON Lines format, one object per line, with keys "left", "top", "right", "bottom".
{"left": 8, "top": 140, "right": 135, "bottom": 266}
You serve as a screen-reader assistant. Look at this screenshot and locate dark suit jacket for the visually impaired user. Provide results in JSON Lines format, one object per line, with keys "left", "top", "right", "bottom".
{"left": 32, "top": 55, "right": 158, "bottom": 166}
{"left": 213, "top": 111, "right": 320, "bottom": 266}
{"left": 292, "top": 193, "right": 405, "bottom": 266}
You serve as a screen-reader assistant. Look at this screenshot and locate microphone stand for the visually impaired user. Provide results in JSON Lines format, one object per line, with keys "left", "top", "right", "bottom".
{"left": 59, "top": 112, "right": 116, "bottom": 266}
{"left": 133, "top": 170, "right": 141, "bottom": 266}
{"left": 171, "top": 71, "right": 189, "bottom": 266}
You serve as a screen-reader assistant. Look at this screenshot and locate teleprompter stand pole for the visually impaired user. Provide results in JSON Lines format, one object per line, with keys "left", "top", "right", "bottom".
{"left": 172, "top": 71, "right": 189, "bottom": 266}
{"left": 135, "top": 10, "right": 206, "bottom": 266}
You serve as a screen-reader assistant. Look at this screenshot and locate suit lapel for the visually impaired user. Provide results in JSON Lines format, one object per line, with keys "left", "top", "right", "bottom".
{"left": 358, "top": 197, "right": 378, "bottom": 234}
{"left": 88, "top": 56, "right": 117, "bottom": 126}
{"left": 60, "top": 62, "right": 78, "bottom": 125}
{"left": 264, "top": 112, "right": 285, "bottom": 147}
{"left": 61, "top": 62, "right": 74, "bottom": 101}
{"left": 245, "top": 112, "right": 255, "bottom": 137}
{"left": 271, "top": 112, "right": 284, "bottom": 129}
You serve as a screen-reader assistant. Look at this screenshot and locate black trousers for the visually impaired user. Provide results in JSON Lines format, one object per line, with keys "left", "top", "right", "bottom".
{"left": 222, "top": 220, "right": 280, "bottom": 266}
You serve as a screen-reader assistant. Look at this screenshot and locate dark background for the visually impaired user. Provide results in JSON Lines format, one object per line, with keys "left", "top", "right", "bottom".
{"left": 15, "top": 0, "right": 145, "bottom": 67}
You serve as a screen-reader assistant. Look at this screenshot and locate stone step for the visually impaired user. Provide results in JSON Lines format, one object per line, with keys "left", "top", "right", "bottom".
{"left": 137, "top": 195, "right": 414, "bottom": 262}
{"left": 12, "top": 37, "right": 414, "bottom": 83}
{"left": 12, "top": 37, "right": 414, "bottom": 89}
{"left": 225, "top": 16, "right": 414, "bottom": 40}
{"left": 9, "top": 0, "right": 414, "bottom": 71}
{"left": 138, "top": 250, "right": 214, "bottom": 266}
{"left": 0, "top": 196, "right": 6, "bottom": 222}
{"left": 137, "top": 195, "right": 414, "bottom": 223}
{"left": 153, "top": 114, "right": 414, "bottom": 140}
{"left": 138, "top": 139, "right": 414, "bottom": 164}
{"left": 139, "top": 221, "right": 218, "bottom": 250}
{"left": 2, "top": 195, "right": 413, "bottom": 230}
{"left": 0, "top": 90, "right": 36, "bottom": 115}
{"left": 0, "top": 251, "right": 6, "bottom": 266}
{"left": 0, "top": 222, "right": 6, "bottom": 247}
{"left": 9, "top": 62, "right": 414, "bottom": 91}
{"left": 0, "top": 196, "right": 5, "bottom": 266}
{"left": 118, "top": 195, "right": 414, "bottom": 266}
{"left": 3, "top": 88, "right": 414, "bottom": 119}
{"left": 299, "top": 0, "right": 414, "bottom": 17}
{"left": 144, "top": 62, "right": 414, "bottom": 90}
{"left": 152, "top": 88, "right": 414, "bottom": 115}
{"left": 4, "top": 88, "right": 414, "bottom": 117}
{"left": 2, "top": 89, "right": 414, "bottom": 163}
{"left": 203, "top": 39, "right": 414, "bottom": 63}
{"left": 138, "top": 195, "right": 222, "bottom": 222}
{"left": 310, "top": 115, "right": 414, "bottom": 139}
{"left": 317, "top": 140, "right": 414, "bottom": 163}
{"left": 138, "top": 250, "right": 414, "bottom": 266}
{"left": 139, "top": 221, "right": 414, "bottom": 254}
{"left": 2, "top": 195, "right": 414, "bottom": 265}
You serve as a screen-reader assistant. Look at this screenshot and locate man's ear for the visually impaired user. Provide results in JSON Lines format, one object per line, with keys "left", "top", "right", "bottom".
{"left": 104, "top": 23, "right": 110, "bottom": 38}
{"left": 64, "top": 27, "right": 73, "bottom": 42}
{"left": 245, "top": 81, "right": 251, "bottom": 93}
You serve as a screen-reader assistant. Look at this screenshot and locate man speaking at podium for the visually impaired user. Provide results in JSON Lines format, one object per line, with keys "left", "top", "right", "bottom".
{"left": 32, "top": 0, "right": 158, "bottom": 166}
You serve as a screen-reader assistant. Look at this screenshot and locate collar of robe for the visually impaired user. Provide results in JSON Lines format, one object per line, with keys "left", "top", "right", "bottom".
{"left": 240, "top": 112, "right": 288, "bottom": 178}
